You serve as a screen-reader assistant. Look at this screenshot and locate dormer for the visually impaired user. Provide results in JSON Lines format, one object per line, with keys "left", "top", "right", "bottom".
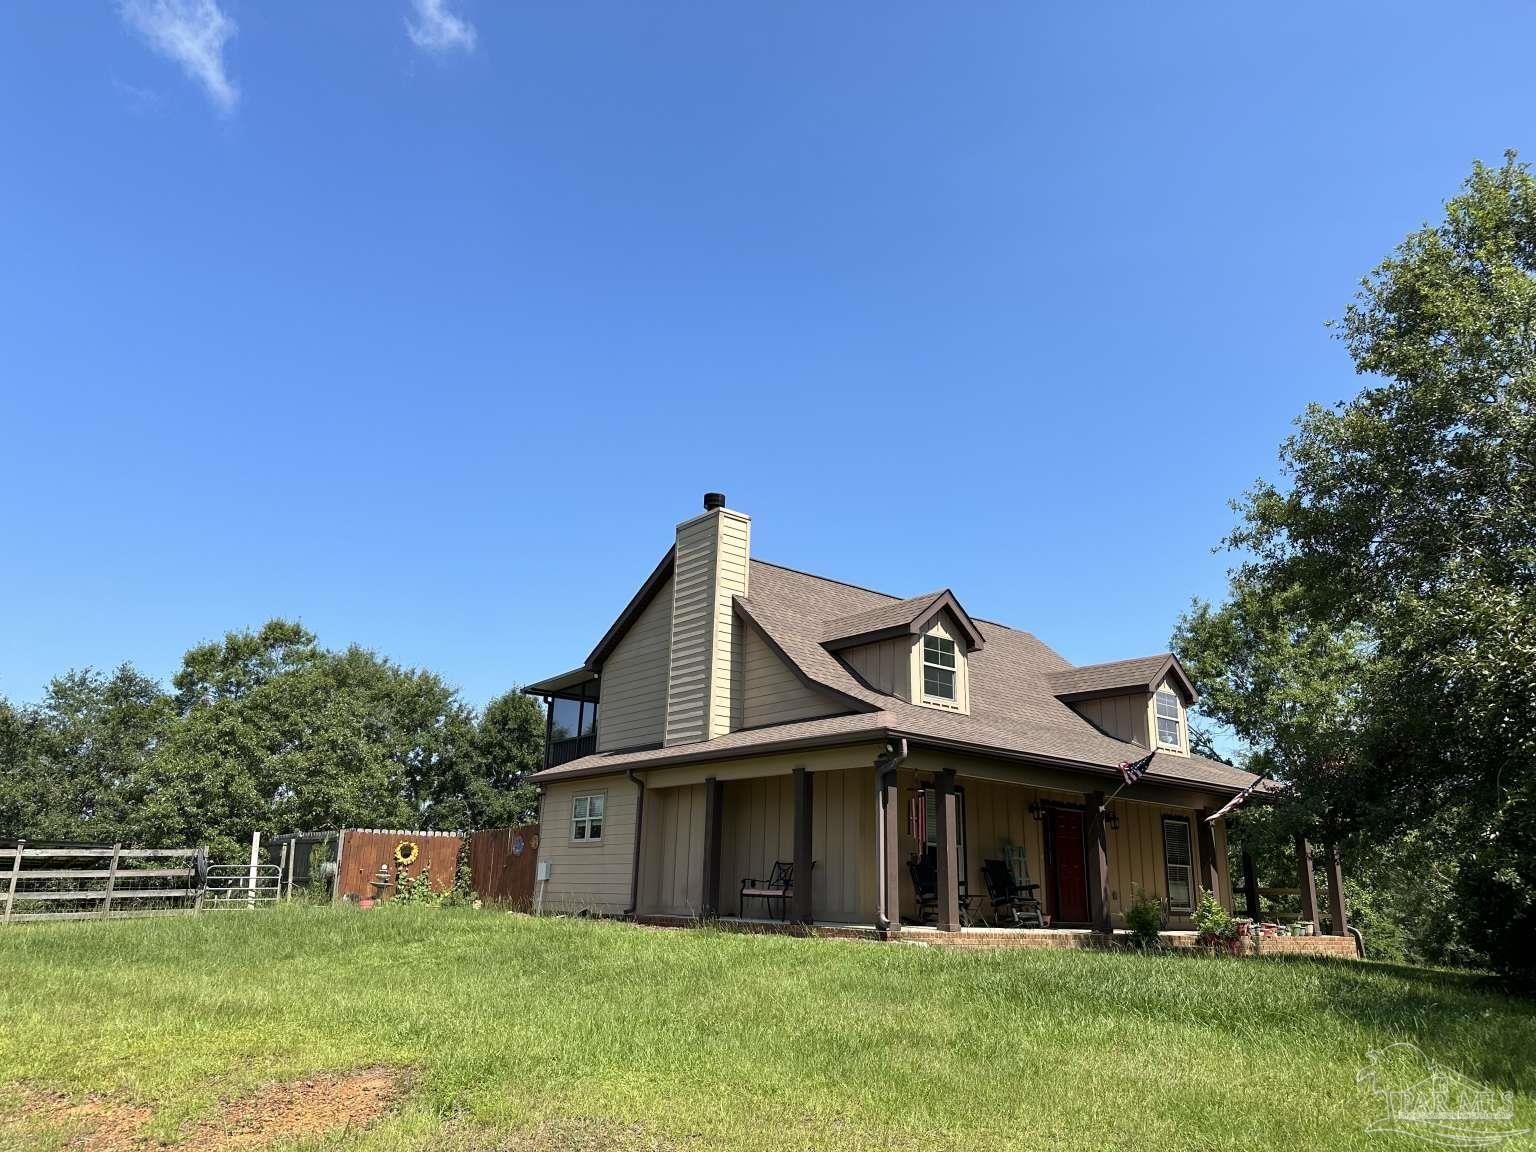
{"left": 823, "top": 590, "right": 984, "bottom": 715}
{"left": 1047, "top": 653, "right": 1197, "bottom": 755}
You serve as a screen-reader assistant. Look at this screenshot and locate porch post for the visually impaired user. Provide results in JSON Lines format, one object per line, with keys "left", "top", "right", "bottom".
{"left": 1294, "top": 835, "right": 1319, "bottom": 932}
{"left": 878, "top": 768, "right": 901, "bottom": 938}
{"left": 1086, "top": 791, "right": 1112, "bottom": 934}
{"left": 701, "top": 777, "right": 723, "bottom": 919}
{"left": 1196, "top": 811, "right": 1220, "bottom": 901}
{"left": 1241, "top": 850, "right": 1261, "bottom": 919}
{"left": 792, "top": 766, "right": 813, "bottom": 925}
{"left": 935, "top": 769, "right": 961, "bottom": 933}
{"left": 1323, "top": 842, "right": 1349, "bottom": 936}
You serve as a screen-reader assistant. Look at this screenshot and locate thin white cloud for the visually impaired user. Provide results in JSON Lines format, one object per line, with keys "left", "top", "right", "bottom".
{"left": 119, "top": 0, "right": 238, "bottom": 113}
{"left": 406, "top": 0, "right": 477, "bottom": 54}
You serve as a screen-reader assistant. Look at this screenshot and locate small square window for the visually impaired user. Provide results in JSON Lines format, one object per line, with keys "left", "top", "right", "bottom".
{"left": 571, "top": 792, "right": 605, "bottom": 843}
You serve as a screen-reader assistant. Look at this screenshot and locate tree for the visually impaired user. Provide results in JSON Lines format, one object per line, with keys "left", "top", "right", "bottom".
{"left": 1180, "top": 153, "right": 1536, "bottom": 976}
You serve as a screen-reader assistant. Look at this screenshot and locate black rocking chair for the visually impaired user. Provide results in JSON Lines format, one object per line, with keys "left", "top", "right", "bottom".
{"left": 907, "top": 853, "right": 972, "bottom": 927}
{"left": 982, "top": 858, "right": 1044, "bottom": 928}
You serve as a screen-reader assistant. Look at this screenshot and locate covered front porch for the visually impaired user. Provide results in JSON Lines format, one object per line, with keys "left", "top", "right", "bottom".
{"left": 629, "top": 746, "right": 1354, "bottom": 950}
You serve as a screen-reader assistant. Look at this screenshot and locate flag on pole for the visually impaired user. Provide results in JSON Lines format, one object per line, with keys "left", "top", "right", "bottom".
{"left": 1117, "top": 749, "right": 1156, "bottom": 787}
{"left": 1205, "top": 771, "right": 1271, "bottom": 822}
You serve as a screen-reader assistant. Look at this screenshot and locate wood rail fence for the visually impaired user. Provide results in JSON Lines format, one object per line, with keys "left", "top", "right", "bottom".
{"left": 1, "top": 842, "right": 202, "bottom": 924}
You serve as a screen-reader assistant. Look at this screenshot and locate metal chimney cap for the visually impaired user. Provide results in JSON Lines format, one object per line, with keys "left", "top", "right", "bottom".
{"left": 703, "top": 492, "right": 727, "bottom": 511}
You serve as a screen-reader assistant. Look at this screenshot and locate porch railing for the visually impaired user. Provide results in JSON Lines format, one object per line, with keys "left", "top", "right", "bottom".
{"left": 547, "top": 732, "right": 597, "bottom": 768}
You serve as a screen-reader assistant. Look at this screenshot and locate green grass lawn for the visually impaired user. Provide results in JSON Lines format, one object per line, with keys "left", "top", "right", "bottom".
{"left": 0, "top": 907, "right": 1532, "bottom": 1151}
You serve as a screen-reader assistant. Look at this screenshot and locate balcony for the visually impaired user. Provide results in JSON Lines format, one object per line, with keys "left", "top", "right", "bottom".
{"left": 548, "top": 731, "right": 597, "bottom": 768}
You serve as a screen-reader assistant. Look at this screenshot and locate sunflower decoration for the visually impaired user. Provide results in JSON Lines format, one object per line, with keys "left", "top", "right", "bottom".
{"left": 394, "top": 840, "right": 420, "bottom": 868}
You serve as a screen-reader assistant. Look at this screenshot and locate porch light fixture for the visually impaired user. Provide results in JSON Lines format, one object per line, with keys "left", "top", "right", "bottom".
{"left": 1028, "top": 801, "right": 1045, "bottom": 823}
{"left": 1102, "top": 806, "right": 1121, "bottom": 831}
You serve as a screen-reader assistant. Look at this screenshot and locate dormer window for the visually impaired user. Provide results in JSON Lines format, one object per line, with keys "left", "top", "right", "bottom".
{"left": 922, "top": 635, "right": 957, "bottom": 701}
{"left": 1155, "top": 689, "right": 1183, "bottom": 748}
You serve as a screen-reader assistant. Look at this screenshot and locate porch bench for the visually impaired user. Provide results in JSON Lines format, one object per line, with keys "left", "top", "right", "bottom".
{"left": 739, "top": 861, "right": 796, "bottom": 920}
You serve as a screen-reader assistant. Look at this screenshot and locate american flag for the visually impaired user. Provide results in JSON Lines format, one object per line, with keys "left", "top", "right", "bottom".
{"left": 1205, "top": 771, "right": 1270, "bottom": 822}
{"left": 1118, "top": 749, "right": 1156, "bottom": 787}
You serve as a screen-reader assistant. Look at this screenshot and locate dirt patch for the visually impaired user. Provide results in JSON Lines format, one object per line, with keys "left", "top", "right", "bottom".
{"left": 3, "top": 1068, "right": 403, "bottom": 1151}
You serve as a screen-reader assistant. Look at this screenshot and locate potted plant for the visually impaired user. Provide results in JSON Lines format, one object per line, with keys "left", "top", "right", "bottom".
{"left": 1193, "top": 890, "right": 1242, "bottom": 954}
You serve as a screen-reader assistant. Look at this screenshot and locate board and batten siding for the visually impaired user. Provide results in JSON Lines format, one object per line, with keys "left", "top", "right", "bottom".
{"left": 1073, "top": 693, "right": 1151, "bottom": 747}
{"left": 737, "top": 623, "right": 843, "bottom": 730}
{"left": 537, "top": 775, "right": 639, "bottom": 916}
{"left": 1145, "top": 675, "right": 1191, "bottom": 755}
{"left": 841, "top": 636, "right": 912, "bottom": 700}
{"left": 596, "top": 575, "right": 674, "bottom": 752}
{"left": 636, "top": 782, "right": 709, "bottom": 916}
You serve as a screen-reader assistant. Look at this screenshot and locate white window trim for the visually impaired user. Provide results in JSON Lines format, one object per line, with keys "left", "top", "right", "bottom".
{"left": 1154, "top": 689, "right": 1184, "bottom": 750}
{"left": 1162, "top": 815, "right": 1194, "bottom": 913}
{"left": 921, "top": 634, "right": 958, "bottom": 704}
{"left": 570, "top": 791, "right": 606, "bottom": 844}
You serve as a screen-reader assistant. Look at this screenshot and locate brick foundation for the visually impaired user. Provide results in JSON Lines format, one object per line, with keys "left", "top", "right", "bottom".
{"left": 629, "top": 915, "right": 1361, "bottom": 958}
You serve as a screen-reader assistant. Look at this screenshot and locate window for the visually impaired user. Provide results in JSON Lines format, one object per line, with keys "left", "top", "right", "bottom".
{"left": 1155, "top": 690, "right": 1182, "bottom": 748}
{"left": 922, "top": 635, "right": 957, "bottom": 701}
{"left": 1162, "top": 816, "right": 1193, "bottom": 912}
{"left": 571, "top": 792, "right": 605, "bottom": 842}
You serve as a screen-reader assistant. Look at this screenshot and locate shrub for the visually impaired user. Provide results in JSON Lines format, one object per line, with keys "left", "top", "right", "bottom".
{"left": 1125, "top": 886, "right": 1165, "bottom": 947}
{"left": 1193, "top": 889, "right": 1238, "bottom": 947}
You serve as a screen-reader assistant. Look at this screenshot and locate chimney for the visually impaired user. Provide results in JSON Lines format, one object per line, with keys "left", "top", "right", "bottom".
{"left": 664, "top": 493, "right": 751, "bottom": 745}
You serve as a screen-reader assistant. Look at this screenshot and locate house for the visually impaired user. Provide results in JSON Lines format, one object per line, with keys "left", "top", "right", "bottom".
{"left": 525, "top": 493, "right": 1350, "bottom": 943}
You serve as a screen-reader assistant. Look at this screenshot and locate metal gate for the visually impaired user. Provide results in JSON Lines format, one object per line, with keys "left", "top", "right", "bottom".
{"left": 202, "top": 863, "right": 283, "bottom": 909}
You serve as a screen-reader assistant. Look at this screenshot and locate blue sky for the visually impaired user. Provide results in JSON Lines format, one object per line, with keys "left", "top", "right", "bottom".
{"left": 1, "top": 2, "right": 1533, "bottom": 723}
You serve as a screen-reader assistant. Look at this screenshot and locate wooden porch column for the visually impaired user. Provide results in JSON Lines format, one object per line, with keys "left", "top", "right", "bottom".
{"left": 1294, "top": 835, "right": 1319, "bottom": 932}
{"left": 1196, "top": 811, "right": 1220, "bottom": 901}
{"left": 878, "top": 768, "right": 901, "bottom": 938}
{"left": 1323, "top": 842, "right": 1349, "bottom": 936}
{"left": 1086, "top": 791, "right": 1111, "bottom": 934}
{"left": 701, "top": 777, "right": 723, "bottom": 919}
{"left": 1241, "top": 850, "right": 1261, "bottom": 919}
{"left": 792, "top": 766, "right": 813, "bottom": 925}
{"left": 935, "top": 770, "right": 961, "bottom": 933}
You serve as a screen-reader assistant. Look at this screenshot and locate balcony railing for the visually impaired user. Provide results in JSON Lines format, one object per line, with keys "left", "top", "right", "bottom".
{"left": 548, "top": 732, "right": 597, "bottom": 768}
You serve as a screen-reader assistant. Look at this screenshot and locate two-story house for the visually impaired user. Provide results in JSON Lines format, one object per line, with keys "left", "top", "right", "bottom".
{"left": 525, "top": 494, "right": 1348, "bottom": 944}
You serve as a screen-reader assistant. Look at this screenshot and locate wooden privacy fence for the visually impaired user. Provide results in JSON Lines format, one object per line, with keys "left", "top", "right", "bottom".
{"left": 332, "top": 825, "right": 539, "bottom": 906}
{"left": 333, "top": 829, "right": 462, "bottom": 901}
{"left": 1, "top": 842, "right": 201, "bottom": 924}
{"left": 466, "top": 825, "right": 539, "bottom": 907}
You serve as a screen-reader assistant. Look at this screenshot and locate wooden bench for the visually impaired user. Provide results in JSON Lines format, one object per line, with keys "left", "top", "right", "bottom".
{"left": 739, "top": 860, "right": 795, "bottom": 921}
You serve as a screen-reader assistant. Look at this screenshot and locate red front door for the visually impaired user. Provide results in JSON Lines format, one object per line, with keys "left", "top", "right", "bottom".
{"left": 1048, "top": 808, "right": 1090, "bottom": 924}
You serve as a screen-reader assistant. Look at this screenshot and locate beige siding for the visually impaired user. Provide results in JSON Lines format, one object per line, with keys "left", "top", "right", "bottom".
{"left": 911, "top": 612, "right": 970, "bottom": 714}
{"left": 596, "top": 575, "right": 673, "bottom": 752}
{"left": 637, "top": 782, "right": 709, "bottom": 916}
{"left": 664, "top": 516, "right": 716, "bottom": 746}
{"left": 1146, "top": 675, "right": 1191, "bottom": 755}
{"left": 709, "top": 510, "right": 751, "bottom": 738}
{"left": 536, "top": 775, "right": 639, "bottom": 916}
{"left": 841, "top": 636, "right": 912, "bottom": 699}
{"left": 1074, "top": 692, "right": 1151, "bottom": 746}
{"left": 664, "top": 507, "right": 751, "bottom": 746}
{"left": 739, "top": 624, "right": 842, "bottom": 729}
{"left": 637, "top": 753, "right": 878, "bottom": 924}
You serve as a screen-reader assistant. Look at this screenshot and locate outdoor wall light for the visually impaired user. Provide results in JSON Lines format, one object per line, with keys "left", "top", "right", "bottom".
{"left": 1102, "top": 806, "right": 1121, "bottom": 831}
{"left": 1027, "top": 801, "right": 1045, "bottom": 822}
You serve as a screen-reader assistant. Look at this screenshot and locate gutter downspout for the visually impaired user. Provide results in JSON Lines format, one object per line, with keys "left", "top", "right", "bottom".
{"left": 874, "top": 738, "right": 908, "bottom": 935}
{"left": 623, "top": 768, "right": 647, "bottom": 919}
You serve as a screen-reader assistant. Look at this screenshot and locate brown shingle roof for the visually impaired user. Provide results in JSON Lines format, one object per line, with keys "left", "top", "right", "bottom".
{"left": 535, "top": 559, "right": 1255, "bottom": 795}
{"left": 1046, "top": 654, "right": 1196, "bottom": 703}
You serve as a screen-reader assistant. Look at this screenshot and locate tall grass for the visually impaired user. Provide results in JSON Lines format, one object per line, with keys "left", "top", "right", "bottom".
{"left": 0, "top": 907, "right": 1532, "bottom": 1150}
